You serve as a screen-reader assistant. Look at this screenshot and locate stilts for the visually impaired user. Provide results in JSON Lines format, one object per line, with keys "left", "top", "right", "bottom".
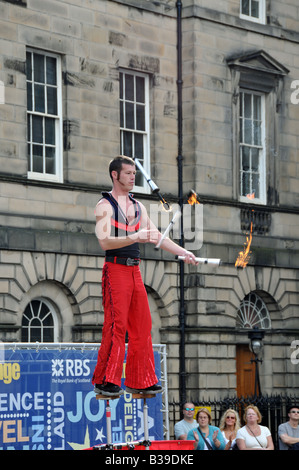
{"left": 95, "top": 391, "right": 156, "bottom": 450}
{"left": 96, "top": 394, "right": 122, "bottom": 449}
{"left": 132, "top": 392, "right": 155, "bottom": 450}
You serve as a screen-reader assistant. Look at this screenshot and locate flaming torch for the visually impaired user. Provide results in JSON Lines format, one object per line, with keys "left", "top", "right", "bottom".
{"left": 187, "top": 189, "right": 200, "bottom": 205}
{"left": 134, "top": 157, "right": 170, "bottom": 211}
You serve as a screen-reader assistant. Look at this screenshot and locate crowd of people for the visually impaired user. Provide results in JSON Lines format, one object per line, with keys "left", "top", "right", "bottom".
{"left": 174, "top": 402, "right": 299, "bottom": 450}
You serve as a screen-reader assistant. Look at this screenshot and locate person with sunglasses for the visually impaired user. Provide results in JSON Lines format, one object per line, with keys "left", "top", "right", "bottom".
{"left": 219, "top": 409, "right": 241, "bottom": 450}
{"left": 174, "top": 403, "right": 197, "bottom": 440}
{"left": 278, "top": 406, "right": 299, "bottom": 450}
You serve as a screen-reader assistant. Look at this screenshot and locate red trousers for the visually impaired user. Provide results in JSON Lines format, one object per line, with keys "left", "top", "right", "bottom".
{"left": 92, "top": 262, "right": 158, "bottom": 389}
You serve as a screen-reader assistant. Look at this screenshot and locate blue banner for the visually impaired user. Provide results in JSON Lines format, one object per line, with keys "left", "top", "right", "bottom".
{"left": 0, "top": 347, "right": 163, "bottom": 450}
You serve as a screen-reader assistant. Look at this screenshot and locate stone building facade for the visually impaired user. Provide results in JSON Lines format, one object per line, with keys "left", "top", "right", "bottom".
{"left": 0, "top": 0, "right": 298, "bottom": 410}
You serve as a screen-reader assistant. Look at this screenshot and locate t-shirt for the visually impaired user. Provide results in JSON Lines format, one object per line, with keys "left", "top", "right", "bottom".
{"left": 278, "top": 422, "right": 299, "bottom": 450}
{"left": 174, "top": 419, "right": 197, "bottom": 439}
{"left": 236, "top": 425, "right": 271, "bottom": 449}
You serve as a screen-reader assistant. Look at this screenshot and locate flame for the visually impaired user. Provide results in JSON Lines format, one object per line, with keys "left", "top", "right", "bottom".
{"left": 158, "top": 193, "right": 171, "bottom": 211}
{"left": 188, "top": 190, "right": 200, "bottom": 205}
{"left": 246, "top": 192, "right": 255, "bottom": 200}
{"left": 235, "top": 221, "right": 253, "bottom": 268}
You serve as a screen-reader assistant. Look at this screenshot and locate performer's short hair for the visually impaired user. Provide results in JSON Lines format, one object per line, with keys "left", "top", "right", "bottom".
{"left": 109, "top": 155, "right": 135, "bottom": 181}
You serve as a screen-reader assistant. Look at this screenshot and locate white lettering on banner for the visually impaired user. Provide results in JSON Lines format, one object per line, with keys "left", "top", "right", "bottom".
{"left": 67, "top": 391, "right": 106, "bottom": 423}
{"left": 52, "top": 392, "right": 65, "bottom": 450}
{"left": 0, "top": 392, "right": 45, "bottom": 412}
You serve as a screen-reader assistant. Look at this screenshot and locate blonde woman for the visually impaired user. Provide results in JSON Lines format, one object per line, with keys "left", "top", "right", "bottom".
{"left": 236, "top": 405, "right": 274, "bottom": 450}
{"left": 219, "top": 409, "right": 241, "bottom": 450}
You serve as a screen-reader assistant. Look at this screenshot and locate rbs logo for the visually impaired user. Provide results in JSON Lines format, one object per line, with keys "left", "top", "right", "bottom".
{"left": 52, "top": 359, "right": 90, "bottom": 377}
{"left": 0, "top": 362, "right": 21, "bottom": 384}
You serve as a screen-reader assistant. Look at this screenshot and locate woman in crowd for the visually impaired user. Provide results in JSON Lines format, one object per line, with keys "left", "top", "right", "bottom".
{"left": 187, "top": 407, "right": 225, "bottom": 450}
{"left": 219, "top": 408, "right": 241, "bottom": 450}
{"left": 236, "top": 405, "right": 274, "bottom": 450}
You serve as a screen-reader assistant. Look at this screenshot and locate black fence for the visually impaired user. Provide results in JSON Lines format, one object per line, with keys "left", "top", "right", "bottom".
{"left": 169, "top": 395, "right": 299, "bottom": 449}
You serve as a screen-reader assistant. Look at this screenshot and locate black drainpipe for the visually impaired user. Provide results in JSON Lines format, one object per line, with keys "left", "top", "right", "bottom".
{"left": 176, "top": 0, "right": 186, "bottom": 406}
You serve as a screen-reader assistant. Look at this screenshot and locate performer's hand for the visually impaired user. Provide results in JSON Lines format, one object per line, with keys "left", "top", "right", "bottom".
{"left": 133, "top": 228, "right": 160, "bottom": 244}
{"left": 182, "top": 250, "right": 199, "bottom": 265}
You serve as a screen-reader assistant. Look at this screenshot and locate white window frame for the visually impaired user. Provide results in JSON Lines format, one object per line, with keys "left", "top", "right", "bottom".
{"left": 26, "top": 48, "right": 63, "bottom": 183}
{"left": 237, "top": 292, "right": 271, "bottom": 329}
{"left": 119, "top": 69, "right": 151, "bottom": 194}
{"left": 21, "top": 298, "right": 59, "bottom": 343}
{"left": 239, "top": 90, "right": 266, "bottom": 205}
{"left": 240, "top": 0, "right": 266, "bottom": 24}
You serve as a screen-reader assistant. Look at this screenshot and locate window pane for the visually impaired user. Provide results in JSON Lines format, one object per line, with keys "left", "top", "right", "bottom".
{"left": 134, "top": 133, "right": 144, "bottom": 158}
{"left": 253, "top": 95, "right": 261, "bottom": 119}
{"left": 32, "top": 115, "right": 43, "bottom": 143}
{"left": 27, "top": 82, "right": 32, "bottom": 111}
{"left": 34, "top": 84, "right": 45, "bottom": 113}
{"left": 26, "top": 52, "right": 32, "bottom": 81}
{"left": 46, "top": 147, "right": 55, "bottom": 174}
{"left": 125, "top": 102, "right": 135, "bottom": 129}
{"left": 32, "top": 318, "right": 41, "bottom": 327}
{"left": 242, "top": 0, "right": 250, "bottom": 16}
{"left": 30, "top": 328, "right": 41, "bottom": 342}
{"left": 251, "top": 147, "right": 259, "bottom": 171}
{"left": 242, "top": 171, "right": 250, "bottom": 196}
{"left": 251, "top": 0, "right": 259, "bottom": 18}
{"left": 32, "top": 145, "right": 43, "bottom": 173}
{"left": 43, "top": 328, "right": 54, "bottom": 342}
{"left": 125, "top": 74, "right": 134, "bottom": 101}
{"left": 136, "top": 104, "right": 145, "bottom": 131}
{"left": 136, "top": 76, "right": 145, "bottom": 103}
{"left": 46, "top": 56, "right": 56, "bottom": 85}
{"left": 45, "top": 118, "right": 55, "bottom": 145}
{"left": 244, "top": 93, "right": 252, "bottom": 118}
{"left": 254, "top": 121, "right": 261, "bottom": 145}
{"left": 241, "top": 146, "right": 250, "bottom": 171}
{"left": 119, "top": 72, "right": 123, "bottom": 100}
{"left": 123, "top": 131, "right": 132, "bottom": 156}
{"left": 47, "top": 86, "right": 57, "bottom": 115}
{"left": 120, "top": 101, "right": 124, "bottom": 127}
{"left": 252, "top": 173, "right": 260, "bottom": 198}
{"left": 244, "top": 119, "right": 252, "bottom": 144}
{"left": 34, "top": 53, "right": 45, "bottom": 83}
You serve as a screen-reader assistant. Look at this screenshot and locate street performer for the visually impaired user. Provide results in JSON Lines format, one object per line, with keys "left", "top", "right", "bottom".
{"left": 92, "top": 156, "right": 198, "bottom": 396}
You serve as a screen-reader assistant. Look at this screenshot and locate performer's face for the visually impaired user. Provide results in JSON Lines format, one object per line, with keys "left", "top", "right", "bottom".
{"left": 115, "top": 163, "right": 136, "bottom": 190}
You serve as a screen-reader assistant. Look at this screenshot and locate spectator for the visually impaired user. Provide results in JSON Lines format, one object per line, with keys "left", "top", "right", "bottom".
{"left": 278, "top": 405, "right": 299, "bottom": 450}
{"left": 219, "top": 408, "right": 241, "bottom": 450}
{"left": 187, "top": 407, "right": 225, "bottom": 450}
{"left": 236, "top": 405, "right": 274, "bottom": 450}
{"left": 174, "top": 402, "right": 197, "bottom": 440}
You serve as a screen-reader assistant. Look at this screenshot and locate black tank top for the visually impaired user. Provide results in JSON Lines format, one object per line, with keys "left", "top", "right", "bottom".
{"left": 101, "top": 192, "right": 141, "bottom": 259}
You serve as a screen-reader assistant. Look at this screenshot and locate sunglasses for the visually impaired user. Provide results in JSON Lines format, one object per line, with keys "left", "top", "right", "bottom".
{"left": 184, "top": 408, "right": 195, "bottom": 411}
{"left": 290, "top": 410, "right": 299, "bottom": 414}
